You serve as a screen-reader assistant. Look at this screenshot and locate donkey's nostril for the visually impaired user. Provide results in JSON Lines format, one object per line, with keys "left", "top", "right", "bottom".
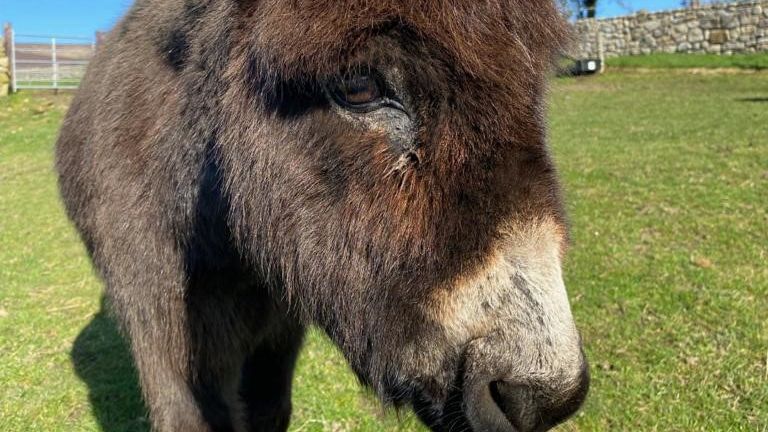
{"left": 464, "top": 364, "right": 589, "bottom": 432}
{"left": 490, "top": 381, "right": 542, "bottom": 432}
{"left": 487, "top": 370, "right": 588, "bottom": 432}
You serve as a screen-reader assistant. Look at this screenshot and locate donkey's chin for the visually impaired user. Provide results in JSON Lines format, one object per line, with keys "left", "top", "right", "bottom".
{"left": 406, "top": 377, "right": 475, "bottom": 432}
{"left": 374, "top": 374, "right": 471, "bottom": 432}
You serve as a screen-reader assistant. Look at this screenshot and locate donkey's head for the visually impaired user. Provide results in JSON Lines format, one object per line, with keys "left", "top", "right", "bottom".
{"left": 218, "top": 1, "right": 587, "bottom": 430}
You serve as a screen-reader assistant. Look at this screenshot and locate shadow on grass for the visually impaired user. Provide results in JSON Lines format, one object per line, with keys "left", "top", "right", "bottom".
{"left": 71, "top": 297, "right": 150, "bottom": 432}
{"left": 736, "top": 97, "right": 768, "bottom": 103}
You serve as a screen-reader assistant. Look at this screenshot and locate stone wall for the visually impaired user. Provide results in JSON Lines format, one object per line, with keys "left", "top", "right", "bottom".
{"left": 573, "top": 0, "right": 768, "bottom": 58}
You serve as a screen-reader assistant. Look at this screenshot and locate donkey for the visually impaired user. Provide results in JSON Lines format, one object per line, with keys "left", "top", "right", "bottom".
{"left": 56, "top": 0, "right": 588, "bottom": 431}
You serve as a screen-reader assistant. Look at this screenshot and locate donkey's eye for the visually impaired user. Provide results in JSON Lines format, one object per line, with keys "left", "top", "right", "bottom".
{"left": 333, "top": 75, "right": 382, "bottom": 106}
{"left": 328, "top": 72, "right": 391, "bottom": 112}
{"left": 326, "top": 69, "right": 408, "bottom": 115}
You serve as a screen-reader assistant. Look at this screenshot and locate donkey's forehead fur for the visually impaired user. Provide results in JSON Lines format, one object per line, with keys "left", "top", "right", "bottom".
{"left": 243, "top": 0, "right": 569, "bottom": 81}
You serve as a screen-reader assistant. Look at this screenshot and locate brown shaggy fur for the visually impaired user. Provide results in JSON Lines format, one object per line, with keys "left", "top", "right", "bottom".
{"left": 56, "top": 1, "right": 584, "bottom": 431}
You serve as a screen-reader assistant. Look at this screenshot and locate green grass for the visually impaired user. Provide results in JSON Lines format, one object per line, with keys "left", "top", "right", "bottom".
{"left": 606, "top": 53, "right": 768, "bottom": 70}
{"left": 1, "top": 70, "right": 767, "bottom": 431}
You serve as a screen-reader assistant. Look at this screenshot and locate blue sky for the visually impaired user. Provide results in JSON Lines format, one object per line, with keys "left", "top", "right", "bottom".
{"left": 599, "top": 0, "right": 686, "bottom": 17}
{"left": 1, "top": 0, "right": 685, "bottom": 38}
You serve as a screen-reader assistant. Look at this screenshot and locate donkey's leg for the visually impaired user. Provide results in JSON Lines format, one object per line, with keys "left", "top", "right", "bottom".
{"left": 106, "top": 258, "right": 247, "bottom": 432}
{"left": 239, "top": 320, "right": 305, "bottom": 432}
{"left": 111, "top": 285, "right": 231, "bottom": 432}
{"left": 183, "top": 270, "right": 306, "bottom": 432}
{"left": 183, "top": 275, "right": 269, "bottom": 432}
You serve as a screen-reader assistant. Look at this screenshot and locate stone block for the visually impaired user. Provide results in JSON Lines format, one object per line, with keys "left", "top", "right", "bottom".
{"left": 741, "top": 15, "right": 759, "bottom": 26}
{"left": 700, "top": 17, "right": 719, "bottom": 30}
{"left": 643, "top": 20, "right": 661, "bottom": 31}
{"left": 742, "top": 24, "right": 757, "bottom": 35}
{"left": 677, "top": 42, "right": 692, "bottom": 52}
{"left": 689, "top": 28, "right": 705, "bottom": 42}
{"left": 641, "top": 35, "right": 657, "bottom": 47}
{"left": 719, "top": 12, "right": 738, "bottom": 29}
{"left": 709, "top": 29, "right": 729, "bottom": 44}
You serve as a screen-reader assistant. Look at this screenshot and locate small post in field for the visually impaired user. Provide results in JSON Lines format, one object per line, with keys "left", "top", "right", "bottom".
{"left": 52, "top": 37, "right": 58, "bottom": 90}
{"left": 4, "top": 23, "right": 16, "bottom": 93}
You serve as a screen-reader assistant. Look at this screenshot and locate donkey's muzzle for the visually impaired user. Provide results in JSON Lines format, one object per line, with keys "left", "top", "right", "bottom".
{"left": 462, "top": 344, "right": 589, "bottom": 432}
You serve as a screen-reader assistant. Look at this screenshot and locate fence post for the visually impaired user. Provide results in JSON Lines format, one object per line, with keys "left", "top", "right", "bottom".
{"left": 598, "top": 29, "right": 605, "bottom": 73}
{"left": 3, "top": 23, "right": 14, "bottom": 93}
{"left": 10, "top": 26, "right": 16, "bottom": 93}
{"left": 52, "top": 37, "right": 58, "bottom": 89}
{"left": 1, "top": 23, "right": 6, "bottom": 56}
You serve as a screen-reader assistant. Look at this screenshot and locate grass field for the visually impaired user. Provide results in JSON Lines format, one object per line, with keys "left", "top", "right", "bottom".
{"left": 606, "top": 53, "right": 768, "bottom": 70}
{"left": 1, "top": 70, "right": 767, "bottom": 431}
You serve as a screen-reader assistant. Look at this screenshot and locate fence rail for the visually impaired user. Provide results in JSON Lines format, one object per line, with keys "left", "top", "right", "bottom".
{"left": 9, "top": 30, "right": 96, "bottom": 91}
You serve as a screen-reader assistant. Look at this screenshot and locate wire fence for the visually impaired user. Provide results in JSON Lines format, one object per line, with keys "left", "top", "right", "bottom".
{"left": 10, "top": 31, "right": 96, "bottom": 91}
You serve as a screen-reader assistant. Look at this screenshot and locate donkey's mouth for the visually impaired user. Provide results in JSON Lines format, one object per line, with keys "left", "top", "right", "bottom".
{"left": 381, "top": 334, "right": 589, "bottom": 432}
{"left": 406, "top": 373, "right": 587, "bottom": 432}
{"left": 407, "top": 379, "right": 473, "bottom": 432}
